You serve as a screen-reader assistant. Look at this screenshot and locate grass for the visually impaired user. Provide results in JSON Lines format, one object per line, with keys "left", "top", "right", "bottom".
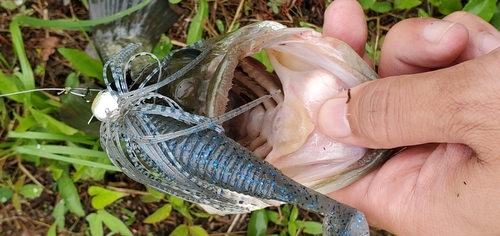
{"left": 0, "top": 0, "right": 499, "bottom": 235}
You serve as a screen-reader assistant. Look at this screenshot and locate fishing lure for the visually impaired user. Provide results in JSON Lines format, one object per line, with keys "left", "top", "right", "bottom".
{"left": 91, "top": 42, "right": 371, "bottom": 236}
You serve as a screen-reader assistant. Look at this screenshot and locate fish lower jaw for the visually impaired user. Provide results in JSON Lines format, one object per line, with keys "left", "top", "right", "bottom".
{"left": 220, "top": 42, "right": 383, "bottom": 194}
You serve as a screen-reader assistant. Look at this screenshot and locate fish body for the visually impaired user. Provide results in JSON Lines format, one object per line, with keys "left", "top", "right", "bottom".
{"left": 93, "top": 43, "right": 370, "bottom": 235}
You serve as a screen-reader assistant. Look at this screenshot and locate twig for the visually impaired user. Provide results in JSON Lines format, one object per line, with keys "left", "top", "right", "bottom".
{"left": 228, "top": 0, "right": 245, "bottom": 32}
{"left": 107, "top": 186, "right": 148, "bottom": 195}
{"left": 171, "top": 39, "right": 188, "bottom": 47}
{"left": 17, "top": 157, "right": 45, "bottom": 191}
{"left": 226, "top": 213, "right": 243, "bottom": 235}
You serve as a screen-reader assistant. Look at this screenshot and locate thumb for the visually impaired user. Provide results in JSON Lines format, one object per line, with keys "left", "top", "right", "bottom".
{"left": 318, "top": 52, "right": 500, "bottom": 149}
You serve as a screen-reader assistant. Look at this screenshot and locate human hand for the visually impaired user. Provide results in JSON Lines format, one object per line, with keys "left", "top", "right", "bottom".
{"left": 322, "top": 1, "right": 500, "bottom": 235}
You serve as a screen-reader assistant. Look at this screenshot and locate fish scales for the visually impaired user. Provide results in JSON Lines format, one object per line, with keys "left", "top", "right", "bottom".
{"left": 94, "top": 42, "right": 371, "bottom": 235}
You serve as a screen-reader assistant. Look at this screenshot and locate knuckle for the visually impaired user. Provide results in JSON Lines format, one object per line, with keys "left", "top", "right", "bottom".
{"left": 354, "top": 79, "right": 399, "bottom": 147}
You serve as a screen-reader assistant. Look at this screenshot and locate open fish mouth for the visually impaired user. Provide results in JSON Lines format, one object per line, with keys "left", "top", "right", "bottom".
{"left": 156, "top": 21, "right": 392, "bottom": 194}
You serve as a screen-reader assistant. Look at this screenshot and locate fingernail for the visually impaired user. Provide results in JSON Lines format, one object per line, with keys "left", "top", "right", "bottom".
{"left": 481, "top": 34, "right": 500, "bottom": 54}
{"left": 423, "top": 21, "right": 456, "bottom": 44}
{"left": 319, "top": 97, "right": 351, "bottom": 138}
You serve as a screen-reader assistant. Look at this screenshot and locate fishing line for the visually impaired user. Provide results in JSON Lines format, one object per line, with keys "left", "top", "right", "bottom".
{"left": 0, "top": 87, "right": 103, "bottom": 99}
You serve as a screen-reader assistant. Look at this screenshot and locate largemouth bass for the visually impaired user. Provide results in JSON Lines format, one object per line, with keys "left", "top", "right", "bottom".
{"left": 153, "top": 21, "right": 393, "bottom": 194}
{"left": 90, "top": 21, "right": 393, "bottom": 236}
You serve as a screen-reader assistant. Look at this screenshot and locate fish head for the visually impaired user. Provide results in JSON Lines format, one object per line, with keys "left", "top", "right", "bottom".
{"left": 158, "top": 21, "right": 392, "bottom": 194}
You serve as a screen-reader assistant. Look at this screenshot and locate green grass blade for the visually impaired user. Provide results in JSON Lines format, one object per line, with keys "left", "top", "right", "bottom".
{"left": 187, "top": 0, "right": 208, "bottom": 44}
{"left": 0, "top": 51, "right": 12, "bottom": 70}
{"left": 58, "top": 48, "right": 104, "bottom": 81}
{"left": 13, "top": 0, "right": 152, "bottom": 30}
{"left": 8, "top": 131, "right": 99, "bottom": 145}
{"left": 9, "top": 20, "right": 34, "bottom": 106}
{"left": 22, "top": 145, "right": 108, "bottom": 159}
{"left": 15, "top": 146, "right": 119, "bottom": 171}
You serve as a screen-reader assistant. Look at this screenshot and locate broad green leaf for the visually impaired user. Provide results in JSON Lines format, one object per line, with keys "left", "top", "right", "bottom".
{"left": 65, "top": 72, "right": 80, "bottom": 88}
{"left": 19, "top": 184, "right": 43, "bottom": 199}
{"left": 173, "top": 202, "right": 192, "bottom": 220}
{"left": 86, "top": 213, "right": 104, "bottom": 236}
{"left": 146, "top": 186, "right": 165, "bottom": 199}
{"left": 289, "top": 205, "right": 299, "bottom": 223}
{"left": 88, "top": 186, "right": 128, "bottom": 209}
{"left": 248, "top": 209, "right": 268, "bottom": 236}
{"left": 357, "top": 0, "right": 375, "bottom": 10}
{"left": 189, "top": 225, "right": 208, "bottom": 236}
{"left": 49, "top": 167, "right": 63, "bottom": 180}
{"left": 140, "top": 194, "right": 163, "bottom": 203}
{"left": 190, "top": 211, "right": 212, "bottom": 218}
{"left": 288, "top": 221, "right": 297, "bottom": 236}
{"left": 418, "top": 8, "right": 430, "bottom": 17}
{"left": 463, "top": 0, "right": 496, "bottom": 21}
{"left": 58, "top": 48, "right": 103, "bottom": 81}
{"left": 266, "top": 210, "right": 285, "bottom": 226}
{"left": 428, "top": 0, "right": 441, "bottom": 6}
{"left": 281, "top": 205, "right": 290, "bottom": 219}
{"left": 14, "top": 175, "right": 25, "bottom": 191}
{"left": 216, "top": 19, "right": 225, "bottom": 34}
{"left": 168, "top": 195, "right": 184, "bottom": 207}
{"left": 186, "top": 0, "right": 208, "bottom": 44}
{"left": 52, "top": 199, "right": 66, "bottom": 228}
{"left": 30, "top": 108, "right": 79, "bottom": 135}
{"left": 490, "top": 1, "right": 500, "bottom": 30}
{"left": 47, "top": 222, "right": 57, "bottom": 236}
{"left": 252, "top": 50, "right": 274, "bottom": 72}
{"left": 144, "top": 204, "right": 172, "bottom": 224}
{"left": 152, "top": 34, "right": 173, "bottom": 59}
{"left": 58, "top": 176, "right": 85, "bottom": 217}
{"left": 393, "top": 0, "right": 422, "bottom": 10}
{"left": 1, "top": 1, "right": 18, "bottom": 10}
{"left": 12, "top": 192, "right": 21, "bottom": 212}
{"left": 370, "top": 1, "right": 393, "bottom": 13}
{"left": 232, "top": 22, "right": 240, "bottom": 31}
{"left": 15, "top": 115, "right": 37, "bottom": 132}
{"left": 97, "top": 209, "right": 133, "bottom": 236}
{"left": 0, "top": 187, "right": 13, "bottom": 203}
{"left": 300, "top": 221, "right": 323, "bottom": 234}
{"left": 438, "top": 0, "right": 462, "bottom": 15}
{"left": 169, "top": 0, "right": 182, "bottom": 3}
{"left": 0, "top": 72, "right": 26, "bottom": 103}
{"left": 170, "top": 224, "right": 189, "bottom": 236}
{"left": 73, "top": 165, "right": 86, "bottom": 182}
